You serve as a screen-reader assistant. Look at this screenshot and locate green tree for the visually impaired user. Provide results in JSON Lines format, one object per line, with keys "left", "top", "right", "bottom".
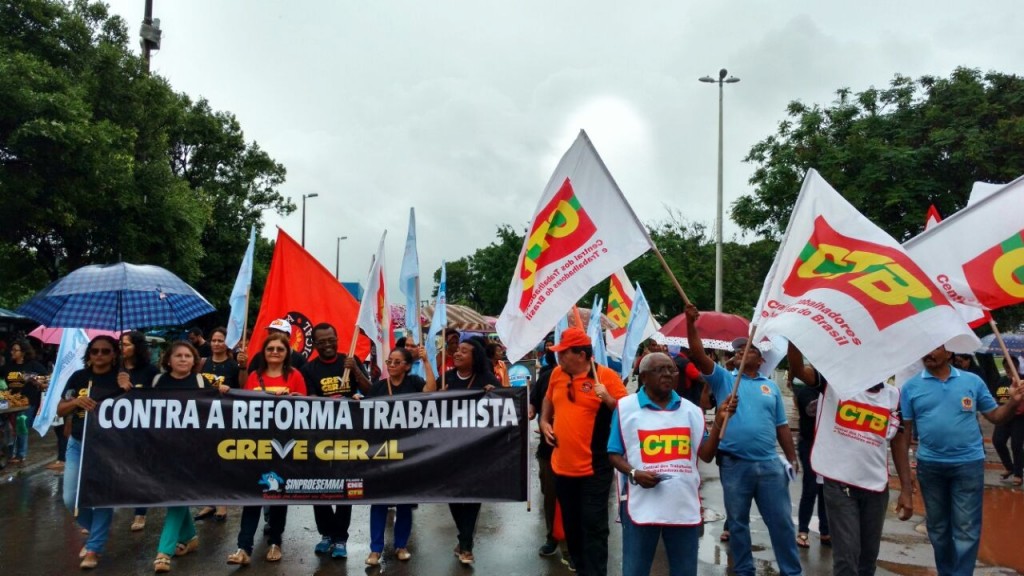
{"left": 736, "top": 66, "right": 1024, "bottom": 327}
{"left": 0, "top": 0, "right": 292, "bottom": 316}
{"left": 431, "top": 224, "right": 524, "bottom": 314}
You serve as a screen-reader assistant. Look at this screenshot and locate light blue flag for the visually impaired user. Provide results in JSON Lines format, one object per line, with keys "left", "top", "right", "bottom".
{"left": 425, "top": 261, "right": 447, "bottom": 377}
{"left": 226, "top": 225, "right": 257, "bottom": 349}
{"left": 587, "top": 297, "right": 608, "bottom": 367}
{"left": 400, "top": 208, "right": 420, "bottom": 344}
{"left": 34, "top": 328, "right": 89, "bottom": 436}
{"left": 619, "top": 284, "right": 651, "bottom": 380}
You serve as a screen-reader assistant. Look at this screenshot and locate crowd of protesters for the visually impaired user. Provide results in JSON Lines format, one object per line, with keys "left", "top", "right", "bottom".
{"left": 3, "top": 308, "right": 1022, "bottom": 576}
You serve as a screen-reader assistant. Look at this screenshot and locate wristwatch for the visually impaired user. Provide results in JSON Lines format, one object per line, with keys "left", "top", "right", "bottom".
{"left": 628, "top": 468, "right": 638, "bottom": 485}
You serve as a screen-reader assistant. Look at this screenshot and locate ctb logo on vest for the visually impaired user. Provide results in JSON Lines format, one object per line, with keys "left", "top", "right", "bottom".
{"left": 834, "top": 399, "right": 888, "bottom": 437}
{"left": 638, "top": 427, "right": 692, "bottom": 463}
{"left": 783, "top": 216, "right": 944, "bottom": 330}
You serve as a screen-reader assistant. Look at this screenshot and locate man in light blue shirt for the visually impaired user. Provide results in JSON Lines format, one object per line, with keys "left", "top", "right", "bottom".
{"left": 901, "top": 346, "right": 1021, "bottom": 576}
{"left": 684, "top": 304, "right": 801, "bottom": 576}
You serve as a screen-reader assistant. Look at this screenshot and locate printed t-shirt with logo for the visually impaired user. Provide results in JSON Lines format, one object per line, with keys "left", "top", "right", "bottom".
{"left": 900, "top": 367, "right": 996, "bottom": 463}
{"left": 545, "top": 364, "right": 628, "bottom": 477}
{"left": 705, "top": 364, "right": 787, "bottom": 461}
{"left": 301, "top": 355, "right": 362, "bottom": 398}
{"left": 811, "top": 381, "right": 900, "bottom": 491}
{"left": 608, "top": 388, "right": 706, "bottom": 525}
{"left": 4, "top": 360, "right": 48, "bottom": 406}
{"left": 200, "top": 356, "right": 240, "bottom": 389}
{"left": 244, "top": 369, "right": 307, "bottom": 396}
{"left": 62, "top": 368, "right": 120, "bottom": 441}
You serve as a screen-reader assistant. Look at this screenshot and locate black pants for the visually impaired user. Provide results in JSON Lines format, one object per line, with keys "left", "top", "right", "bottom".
{"left": 56, "top": 426, "right": 68, "bottom": 461}
{"left": 822, "top": 480, "right": 888, "bottom": 576}
{"left": 993, "top": 416, "right": 1024, "bottom": 478}
{"left": 448, "top": 503, "right": 482, "bottom": 552}
{"left": 797, "top": 437, "right": 829, "bottom": 535}
{"left": 313, "top": 504, "right": 352, "bottom": 542}
{"left": 555, "top": 468, "right": 612, "bottom": 576}
{"left": 238, "top": 505, "right": 287, "bottom": 552}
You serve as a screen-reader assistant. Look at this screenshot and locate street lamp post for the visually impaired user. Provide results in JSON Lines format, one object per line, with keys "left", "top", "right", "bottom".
{"left": 699, "top": 68, "right": 740, "bottom": 312}
{"left": 301, "top": 193, "right": 319, "bottom": 247}
{"left": 335, "top": 236, "right": 348, "bottom": 280}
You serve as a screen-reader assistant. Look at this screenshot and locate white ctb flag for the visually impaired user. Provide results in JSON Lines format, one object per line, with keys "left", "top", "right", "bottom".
{"left": 752, "top": 169, "right": 979, "bottom": 399}
{"left": 496, "top": 130, "right": 652, "bottom": 362}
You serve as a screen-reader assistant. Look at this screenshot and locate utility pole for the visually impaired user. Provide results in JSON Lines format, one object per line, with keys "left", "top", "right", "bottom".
{"left": 140, "top": 0, "right": 161, "bottom": 74}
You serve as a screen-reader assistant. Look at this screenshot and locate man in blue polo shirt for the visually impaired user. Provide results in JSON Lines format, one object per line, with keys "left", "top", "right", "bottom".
{"left": 684, "top": 304, "right": 802, "bottom": 576}
{"left": 901, "top": 345, "right": 1022, "bottom": 576}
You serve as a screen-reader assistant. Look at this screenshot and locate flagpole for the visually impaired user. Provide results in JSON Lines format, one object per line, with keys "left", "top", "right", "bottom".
{"left": 341, "top": 324, "right": 361, "bottom": 388}
{"left": 989, "top": 320, "right": 1022, "bottom": 381}
{"left": 650, "top": 243, "right": 693, "bottom": 307}
{"left": 415, "top": 280, "right": 422, "bottom": 346}
{"left": 441, "top": 342, "right": 447, "bottom": 390}
{"left": 717, "top": 323, "right": 758, "bottom": 439}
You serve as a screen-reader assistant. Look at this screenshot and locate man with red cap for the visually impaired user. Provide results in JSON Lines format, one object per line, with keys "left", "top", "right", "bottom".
{"left": 540, "top": 327, "right": 628, "bottom": 576}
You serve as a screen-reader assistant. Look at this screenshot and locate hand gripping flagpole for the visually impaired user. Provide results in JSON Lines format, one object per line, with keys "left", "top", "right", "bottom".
{"left": 989, "top": 319, "right": 1022, "bottom": 381}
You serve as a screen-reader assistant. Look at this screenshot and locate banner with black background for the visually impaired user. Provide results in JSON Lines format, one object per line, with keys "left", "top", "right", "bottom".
{"left": 78, "top": 388, "right": 527, "bottom": 507}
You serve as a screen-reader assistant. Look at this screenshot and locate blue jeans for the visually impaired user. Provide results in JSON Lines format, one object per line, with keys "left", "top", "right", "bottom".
{"left": 720, "top": 455, "right": 802, "bottom": 576}
{"left": 915, "top": 459, "right": 984, "bottom": 576}
{"left": 370, "top": 504, "right": 413, "bottom": 552}
{"left": 13, "top": 404, "right": 36, "bottom": 459}
{"left": 620, "top": 502, "right": 699, "bottom": 576}
{"left": 64, "top": 437, "right": 113, "bottom": 554}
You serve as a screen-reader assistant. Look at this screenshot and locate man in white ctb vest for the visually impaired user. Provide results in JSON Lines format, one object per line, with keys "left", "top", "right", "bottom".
{"left": 787, "top": 343, "right": 914, "bottom": 576}
{"left": 607, "top": 352, "right": 736, "bottom": 576}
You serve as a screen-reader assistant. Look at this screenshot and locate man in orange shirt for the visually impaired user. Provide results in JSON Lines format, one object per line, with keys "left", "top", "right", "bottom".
{"left": 540, "top": 328, "right": 628, "bottom": 576}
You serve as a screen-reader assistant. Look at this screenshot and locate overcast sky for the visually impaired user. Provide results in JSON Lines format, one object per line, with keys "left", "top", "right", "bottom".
{"left": 103, "top": 0, "right": 1024, "bottom": 309}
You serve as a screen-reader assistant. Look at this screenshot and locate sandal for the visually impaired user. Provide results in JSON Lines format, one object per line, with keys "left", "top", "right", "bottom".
{"left": 131, "top": 515, "right": 147, "bottom": 531}
{"left": 396, "top": 548, "right": 412, "bottom": 561}
{"left": 820, "top": 535, "right": 833, "bottom": 547}
{"left": 1013, "top": 477, "right": 1023, "bottom": 487}
{"left": 174, "top": 537, "right": 198, "bottom": 557}
{"left": 796, "top": 533, "right": 810, "bottom": 548}
{"left": 365, "top": 552, "right": 381, "bottom": 566}
{"left": 192, "top": 507, "right": 215, "bottom": 521}
{"left": 458, "top": 550, "right": 475, "bottom": 565}
{"left": 266, "top": 544, "right": 282, "bottom": 562}
{"left": 226, "top": 549, "right": 251, "bottom": 565}
{"left": 154, "top": 555, "right": 171, "bottom": 573}
{"left": 215, "top": 506, "right": 228, "bottom": 522}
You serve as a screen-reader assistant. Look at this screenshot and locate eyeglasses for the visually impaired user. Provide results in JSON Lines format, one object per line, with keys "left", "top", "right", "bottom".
{"left": 315, "top": 337, "right": 338, "bottom": 346}
{"left": 566, "top": 380, "right": 576, "bottom": 403}
{"left": 645, "top": 366, "right": 679, "bottom": 376}
{"left": 385, "top": 359, "right": 406, "bottom": 366}
{"left": 89, "top": 348, "right": 114, "bottom": 356}
{"left": 265, "top": 347, "right": 288, "bottom": 353}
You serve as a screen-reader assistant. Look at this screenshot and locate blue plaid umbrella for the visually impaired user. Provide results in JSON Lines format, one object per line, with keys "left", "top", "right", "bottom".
{"left": 976, "top": 333, "right": 1024, "bottom": 356}
{"left": 16, "top": 263, "right": 215, "bottom": 330}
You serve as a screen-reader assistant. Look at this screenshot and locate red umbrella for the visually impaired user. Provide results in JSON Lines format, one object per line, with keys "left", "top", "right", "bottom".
{"left": 655, "top": 311, "right": 751, "bottom": 350}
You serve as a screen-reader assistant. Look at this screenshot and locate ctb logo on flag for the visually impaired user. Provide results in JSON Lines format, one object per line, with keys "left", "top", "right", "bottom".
{"left": 783, "top": 216, "right": 943, "bottom": 330}
{"left": 606, "top": 274, "right": 632, "bottom": 339}
{"left": 962, "top": 229, "right": 1024, "bottom": 307}
{"left": 517, "top": 178, "right": 597, "bottom": 312}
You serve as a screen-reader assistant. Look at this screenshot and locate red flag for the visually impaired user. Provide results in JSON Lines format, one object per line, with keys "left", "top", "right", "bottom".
{"left": 248, "top": 228, "right": 369, "bottom": 362}
{"left": 924, "top": 204, "right": 942, "bottom": 231}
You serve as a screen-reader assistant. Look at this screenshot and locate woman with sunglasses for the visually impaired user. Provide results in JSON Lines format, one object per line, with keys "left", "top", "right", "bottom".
{"left": 441, "top": 338, "right": 499, "bottom": 565}
{"left": 56, "top": 335, "right": 123, "bottom": 570}
{"left": 151, "top": 341, "right": 207, "bottom": 573}
{"left": 117, "top": 330, "right": 159, "bottom": 531}
{"left": 226, "top": 332, "right": 306, "bottom": 565}
{"left": 4, "top": 338, "right": 49, "bottom": 464}
{"left": 363, "top": 345, "right": 436, "bottom": 566}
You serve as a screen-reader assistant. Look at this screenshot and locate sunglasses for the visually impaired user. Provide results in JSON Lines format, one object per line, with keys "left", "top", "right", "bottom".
{"left": 384, "top": 359, "right": 406, "bottom": 366}
{"left": 567, "top": 380, "right": 576, "bottom": 403}
{"left": 265, "top": 346, "right": 288, "bottom": 353}
{"left": 89, "top": 348, "right": 114, "bottom": 356}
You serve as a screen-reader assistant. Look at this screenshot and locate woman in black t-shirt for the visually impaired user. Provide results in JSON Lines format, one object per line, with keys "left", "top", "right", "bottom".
{"left": 440, "top": 338, "right": 497, "bottom": 566}
{"left": 193, "top": 327, "right": 242, "bottom": 523}
{"left": 151, "top": 341, "right": 205, "bottom": 573}
{"left": 4, "top": 338, "right": 49, "bottom": 463}
{"left": 364, "top": 346, "right": 437, "bottom": 566}
{"left": 117, "top": 330, "right": 160, "bottom": 531}
{"left": 56, "top": 335, "right": 123, "bottom": 570}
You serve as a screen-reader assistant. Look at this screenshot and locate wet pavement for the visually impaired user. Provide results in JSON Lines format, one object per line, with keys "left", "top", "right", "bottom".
{"left": 1, "top": 414, "right": 1023, "bottom": 575}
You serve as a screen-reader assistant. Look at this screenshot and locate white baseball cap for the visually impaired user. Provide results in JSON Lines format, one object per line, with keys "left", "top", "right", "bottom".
{"left": 267, "top": 319, "right": 292, "bottom": 334}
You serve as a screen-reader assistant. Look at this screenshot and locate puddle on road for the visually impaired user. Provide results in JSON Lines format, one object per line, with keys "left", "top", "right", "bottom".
{"left": 978, "top": 487, "right": 1024, "bottom": 573}
{"left": 876, "top": 560, "right": 936, "bottom": 576}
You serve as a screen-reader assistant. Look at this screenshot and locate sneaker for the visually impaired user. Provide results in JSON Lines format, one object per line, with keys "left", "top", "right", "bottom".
{"left": 331, "top": 542, "right": 348, "bottom": 559}
{"left": 538, "top": 539, "right": 559, "bottom": 556}
{"left": 314, "top": 537, "right": 333, "bottom": 555}
{"left": 561, "top": 555, "right": 576, "bottom": 573}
